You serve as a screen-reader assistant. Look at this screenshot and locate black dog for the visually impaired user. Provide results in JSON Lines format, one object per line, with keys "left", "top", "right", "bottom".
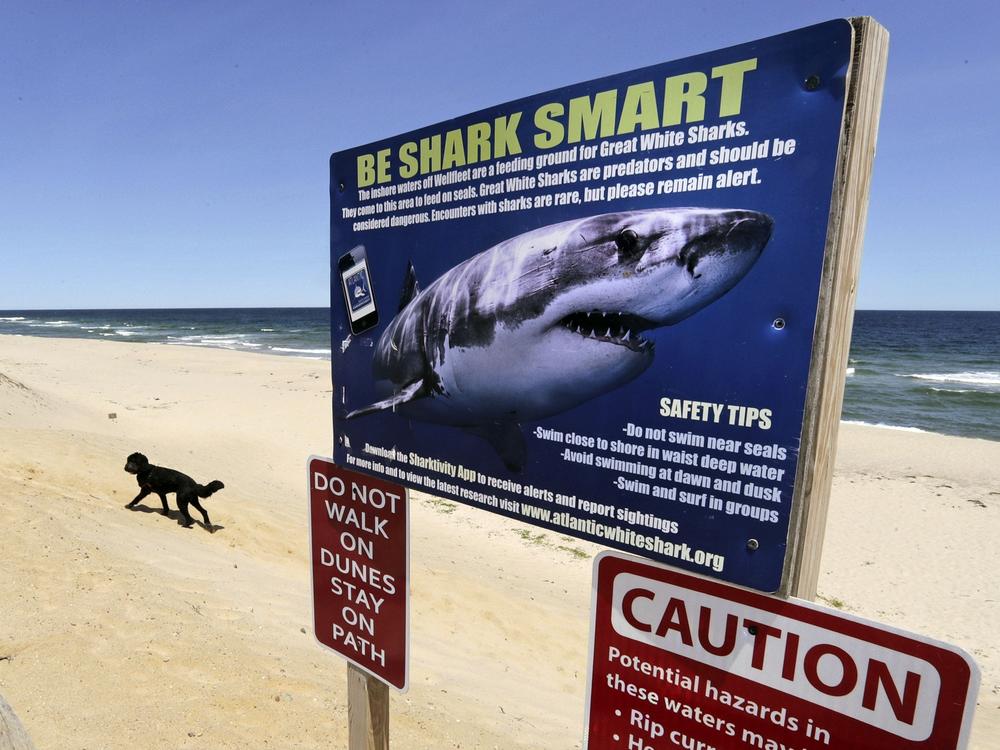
{"left": 124, "top": 452, "right": 225, "bottom": 531}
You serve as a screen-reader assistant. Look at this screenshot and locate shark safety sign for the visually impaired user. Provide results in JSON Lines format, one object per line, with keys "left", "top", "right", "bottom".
{"left": 331, "top": 20, "right": 858, "bottom": 591}
{"left": 585, "top": 553, "right": 979, "bottom": 750}
{"left": 308, "top": 457, "right": 409, "bottom": 691}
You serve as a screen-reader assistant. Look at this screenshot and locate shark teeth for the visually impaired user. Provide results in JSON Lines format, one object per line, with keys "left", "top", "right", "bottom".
{"left": 559, "top": 311, "right": 653, "bottom": 352}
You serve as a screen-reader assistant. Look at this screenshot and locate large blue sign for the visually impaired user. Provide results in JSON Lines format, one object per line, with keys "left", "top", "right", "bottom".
{"left": 330, "top": 20, "right": 852, "bottom": 591}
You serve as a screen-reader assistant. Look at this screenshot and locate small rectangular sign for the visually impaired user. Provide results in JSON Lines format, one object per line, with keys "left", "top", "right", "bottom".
{"left": 585, "top": 553, "right": 978, "bottom": 749}
{"left": 308, "top": 457, "right": 409, "bottom": 691}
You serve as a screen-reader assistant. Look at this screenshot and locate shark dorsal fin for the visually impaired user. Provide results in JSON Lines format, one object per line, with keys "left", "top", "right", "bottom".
{"left": 397, "top": 261, "right": 421, "bottom": 312}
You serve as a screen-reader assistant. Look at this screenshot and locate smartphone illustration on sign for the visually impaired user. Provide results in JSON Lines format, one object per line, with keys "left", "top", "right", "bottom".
{"left": 338, "top": 246, "right": 379, "bottom": 335}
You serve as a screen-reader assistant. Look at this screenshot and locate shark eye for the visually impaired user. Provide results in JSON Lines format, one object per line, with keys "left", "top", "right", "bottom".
{"left": 615, "top": 229, "right": 641, "bottom": 258}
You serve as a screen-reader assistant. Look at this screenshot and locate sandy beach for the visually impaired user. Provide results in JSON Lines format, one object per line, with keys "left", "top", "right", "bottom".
{"left": 0, "top": 334, "right": 997, "bottom": 749}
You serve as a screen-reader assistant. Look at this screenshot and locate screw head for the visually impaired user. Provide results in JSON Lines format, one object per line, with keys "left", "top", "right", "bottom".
{"left": 746, "top": 538, "right": 760, "bottom": 551}
{"left": 804, "top": 74, "right": 821, "bottom": 91}
{"left": 772, "top": 317, "right": 786, "bottom": 331}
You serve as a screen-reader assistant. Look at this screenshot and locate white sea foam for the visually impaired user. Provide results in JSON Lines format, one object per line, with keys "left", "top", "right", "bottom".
{"left": 0, "top": 316, "right": 27, "bottom": 322}
{"left": 270, "top": 347, "right": 332, "bottom": 355}
{"left": 172, "top": 342, "right": 246, "bottom": 351}
{"left": 905, "top": 371, "right": 1000, "bottom": 388}
{"left": 841, "top": 419, "right": 927, "bottom": 433}
{"left": 30, "top": 320, "right": 77, "bottom": 327}
{"left": 846, "top": 367, "right": 855, "bottom": 377}
{"left": 192, "top": 333, "right": 258, "bottom": 341}
{"left": 171, "top": 334, "right": 247, "bottom": 342}
{"left": 170, "top": 337, "right": 265, "bottom": 351}
{"left": 174, "top": 340, "right": 237, "bottom": 347}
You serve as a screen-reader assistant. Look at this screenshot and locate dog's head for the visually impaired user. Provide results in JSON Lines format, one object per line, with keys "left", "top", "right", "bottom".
{"left": 124, "top": 452, "right": 150, "bottom": 474}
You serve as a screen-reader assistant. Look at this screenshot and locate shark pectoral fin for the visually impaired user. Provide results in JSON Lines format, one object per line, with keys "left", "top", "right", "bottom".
{"left": 345, "top": 380, "right": 428, "bottom": 419}
{"left": 466, "top": 422, "right": 526, "bottom": 473}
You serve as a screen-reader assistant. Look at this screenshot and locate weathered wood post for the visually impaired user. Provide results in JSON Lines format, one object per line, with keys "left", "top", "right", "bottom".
{"left": 348, "top": 664, "right": 390, "bottom": 750}
{"left": 782, "top": 16, "right": 890, "bottom": 600}
{"left": 309, "top": 459, "right": 406, "bottom": 749}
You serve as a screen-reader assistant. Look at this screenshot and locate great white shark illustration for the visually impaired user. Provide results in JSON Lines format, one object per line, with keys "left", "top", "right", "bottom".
{"left": 345, "top": 207, "right": 773, "bottom": 470}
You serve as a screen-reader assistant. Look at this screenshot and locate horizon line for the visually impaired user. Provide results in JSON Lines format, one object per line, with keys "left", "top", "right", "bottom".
{"left": 2, "top": 306, "right": 999, "bottom": 314}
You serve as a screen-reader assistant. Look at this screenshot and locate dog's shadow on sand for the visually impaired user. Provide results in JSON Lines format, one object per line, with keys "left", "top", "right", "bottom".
{"left": 124, "top": 504, "right": 224, "bottom": 534}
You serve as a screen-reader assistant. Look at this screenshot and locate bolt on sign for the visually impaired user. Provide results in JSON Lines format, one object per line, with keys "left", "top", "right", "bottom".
{"left": 585, "top": 553, "right": 979, "bottom": 749}
{"left": 308, "top": 457, "right": 409, "bottom": 691}
{"left": 330, "top": 18, "right": 886, "bottom": 593}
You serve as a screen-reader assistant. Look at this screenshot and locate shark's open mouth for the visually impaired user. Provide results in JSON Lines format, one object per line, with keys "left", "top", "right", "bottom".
{"left": 558, "top": 311, "right": 654, "bottom": 352}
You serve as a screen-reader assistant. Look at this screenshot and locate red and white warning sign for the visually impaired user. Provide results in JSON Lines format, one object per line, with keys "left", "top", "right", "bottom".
{"left": 308, "top": 456, "right": 408, "bottom": 691}
{"left": 585, "top": 552, "right": 978, "bottom": 749}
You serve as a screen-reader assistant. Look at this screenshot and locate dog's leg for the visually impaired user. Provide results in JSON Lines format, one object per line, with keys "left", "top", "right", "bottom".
{"left": 177, "top": 496, "right": 195, "bottom": 528}
{"left": 157, "top": 492, "right": 171, "bottom": 515}
{"left": 126, "top": 487, "right": 151, "bottom": 509}
{"left": 190, "top": 499, "right": 214, "bottom": 532}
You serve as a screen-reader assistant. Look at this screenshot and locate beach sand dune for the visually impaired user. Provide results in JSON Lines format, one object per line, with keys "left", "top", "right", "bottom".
{"left": 0, "top": 335, "right": 997, "bottom": 748}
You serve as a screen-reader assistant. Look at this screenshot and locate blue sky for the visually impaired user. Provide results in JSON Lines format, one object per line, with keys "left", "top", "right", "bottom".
{"left": 1, "top": 1, "right": 997, "bottom": 310}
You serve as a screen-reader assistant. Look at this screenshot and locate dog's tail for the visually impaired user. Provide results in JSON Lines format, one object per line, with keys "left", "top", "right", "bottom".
{"left": 198, "top": 480, "right": 225, "bottom": 498}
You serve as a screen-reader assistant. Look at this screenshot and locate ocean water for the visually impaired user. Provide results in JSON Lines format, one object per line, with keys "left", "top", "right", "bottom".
{"left": 844, "top": 310, "right": 1000, "bottom": 442}
{"left": 1, "top": 308, "right": 997, "bottom": 442}
{"left": 0, "top": 308, "right": 331, "bottom": 359}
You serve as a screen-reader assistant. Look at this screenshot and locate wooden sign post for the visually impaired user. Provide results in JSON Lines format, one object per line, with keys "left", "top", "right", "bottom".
{"left": 330, "top": 18, "right": 890, "bottom": 595}
{"left": 348, "top": 665, "right": 389, "bottom": 750}
{"left": 782, "top": 16, "right": 890, "bottom": 600}
{"left": 307, "top": 458, "right": 409, "bottom": 749}
{"left": 325, "top": 15, "right": 891, "bottom": 749}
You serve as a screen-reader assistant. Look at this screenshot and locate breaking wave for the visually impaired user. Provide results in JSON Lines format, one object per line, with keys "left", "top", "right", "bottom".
{"left": 903, "top": 371, "right": 1000, "bottom": 389}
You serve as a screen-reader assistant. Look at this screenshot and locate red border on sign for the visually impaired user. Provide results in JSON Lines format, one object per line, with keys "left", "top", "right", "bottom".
{"left": 584, "top": 552, "right": 979, "bottom": 750}
{"left": 307, "top": 455, "right": 410, "bottom": 692}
